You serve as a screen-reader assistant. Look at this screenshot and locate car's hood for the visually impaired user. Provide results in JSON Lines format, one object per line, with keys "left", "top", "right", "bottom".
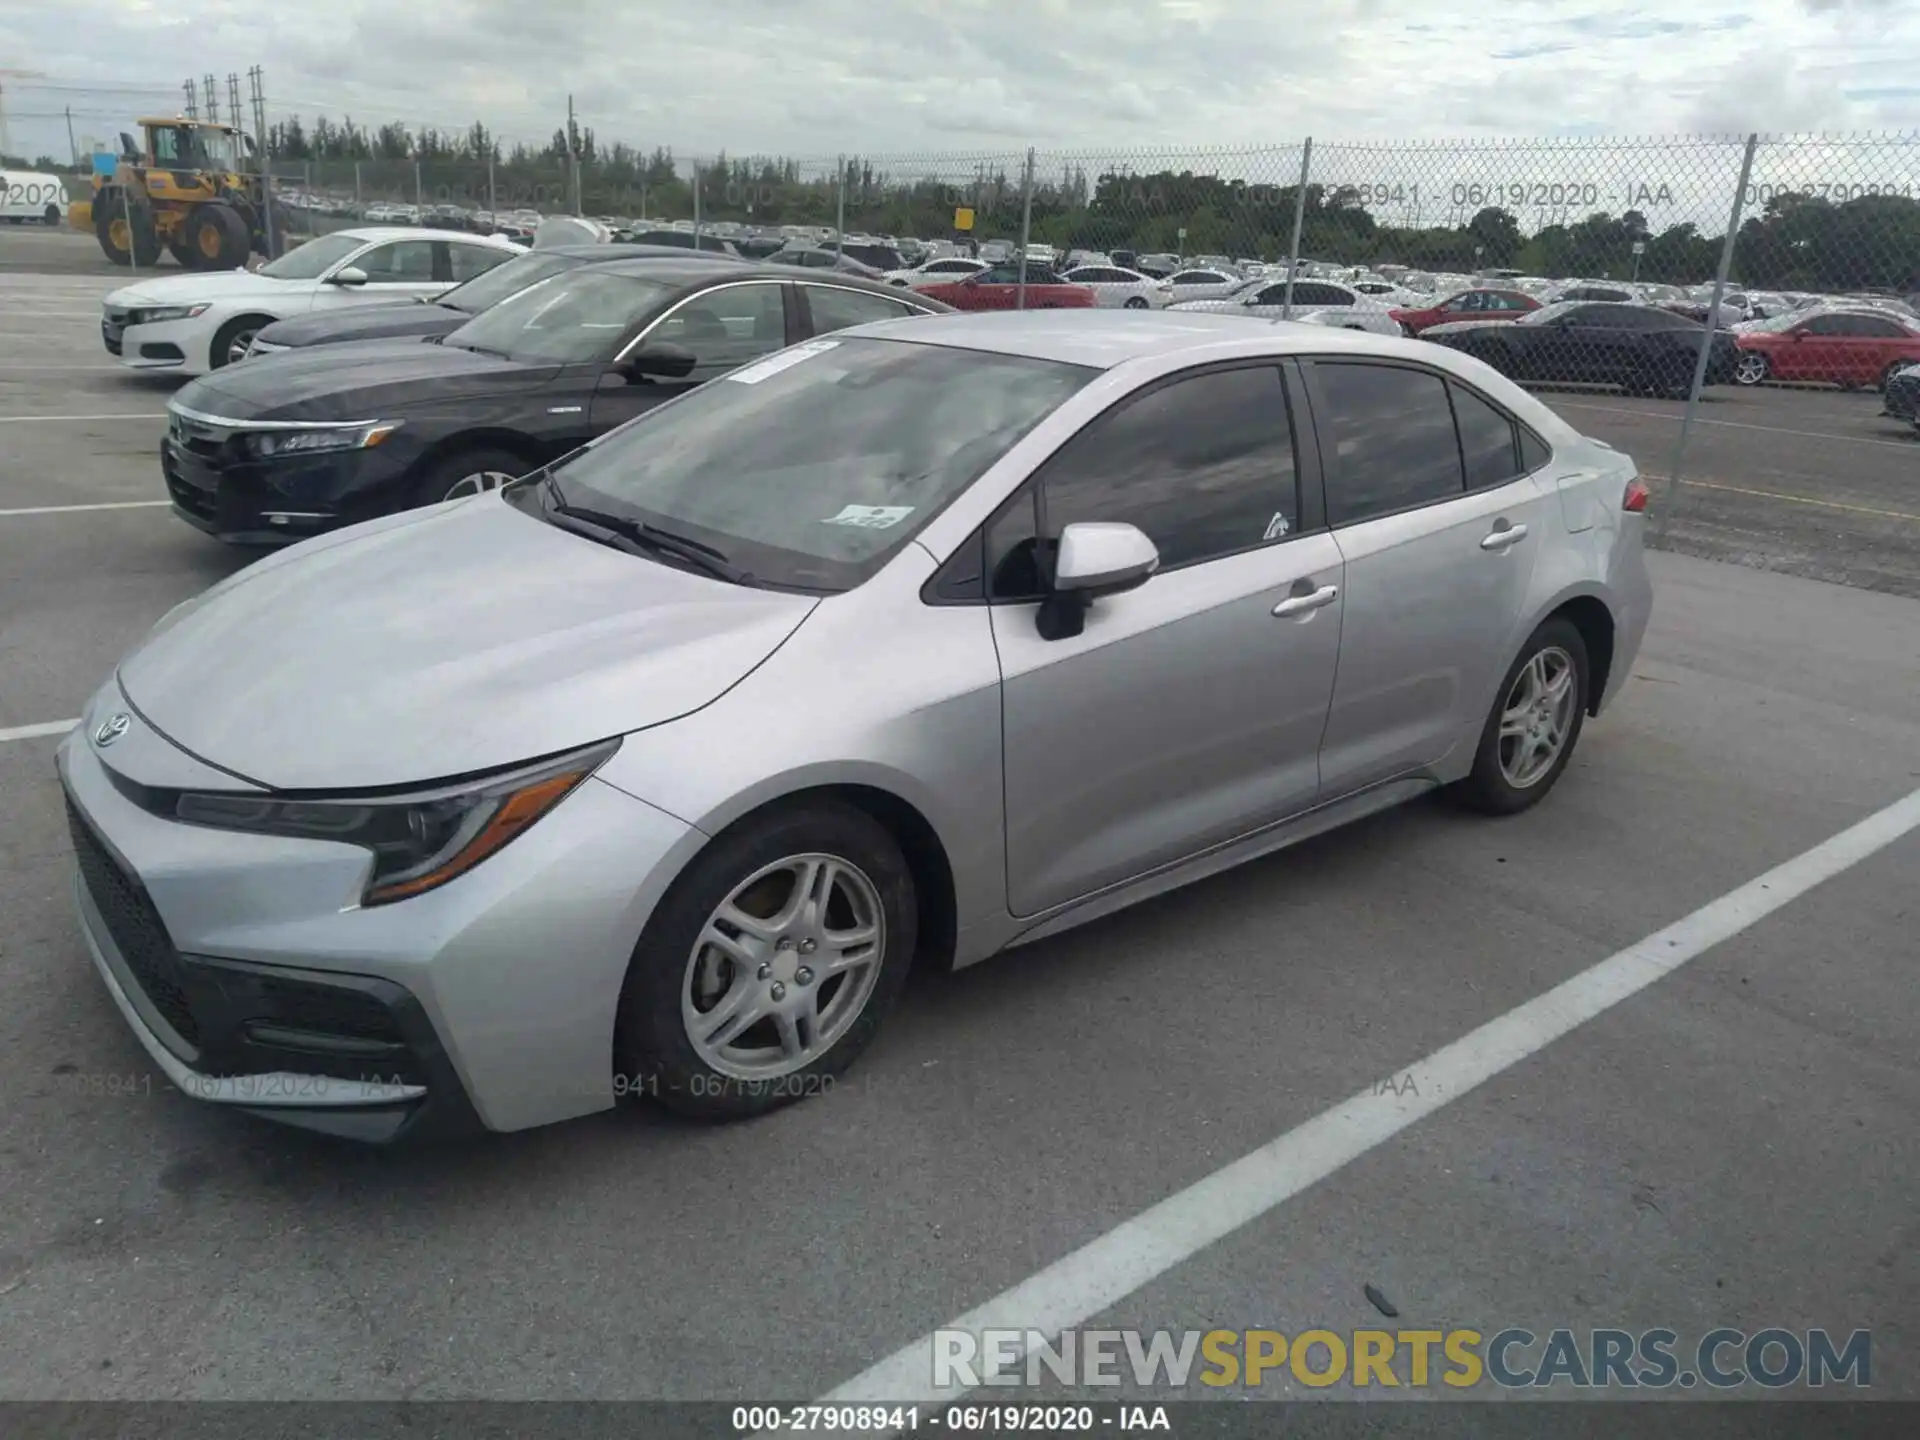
{"left": 107, "top": 270, "right": 309, "bottom": 307}
{"left": 116, "top": 495, "right": 818, "bottom": 791}
{"left": 253, "top": 302, "right": 465, "bottom": 349}
{"left": 176, "top": 340, "right": 559, "bottom": 422}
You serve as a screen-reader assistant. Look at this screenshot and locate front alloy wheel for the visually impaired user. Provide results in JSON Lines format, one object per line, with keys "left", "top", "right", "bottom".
{"left": 442, "top": 470, "right": 517, "bottom": 500}
{"left": 618, "top": 799, "right": 916, "bottom": 1120}
{"left": 1733, "top": 351, "right": 1769, "bottom": 386}
{"left": 682, "top": 855, "right": 886, "bottom": 1081}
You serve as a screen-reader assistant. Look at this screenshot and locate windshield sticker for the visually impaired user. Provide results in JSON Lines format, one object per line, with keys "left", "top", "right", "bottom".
{"left": 822, "top": 504, "right": 915, "bottom": 530}
{"left": 727, "top": 339, "right": 842, "bottom": 385}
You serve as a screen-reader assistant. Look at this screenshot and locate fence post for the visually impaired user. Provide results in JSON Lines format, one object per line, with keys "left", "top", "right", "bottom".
{"left": 486, "top": 151, "right": 495, "bottom": 229}
{"left": 413, "top": 159, "right": 423, "bottom": 214}
{"left": 353, "top": 159, "right": 361, "bottom": 207}
{"left": 122, "top": 183, "right": 137, "bottom": 272}
{"left": 692, "top": 162, "right": 702, "bottom": 245}
{"left": 1016, "top": 147, "right": 1036, "bottom": 310}
{"left": 260, "top": 165, "right": 275, "bottom": 260}
{"left": 834, "top": 155, "right": 846, "bottom": 256}
{"left": 1282, "top": 137, "right": 1313, "bottom": 320}
{"left": 1656, "top": 132, "right": 1758, "bottom": 541}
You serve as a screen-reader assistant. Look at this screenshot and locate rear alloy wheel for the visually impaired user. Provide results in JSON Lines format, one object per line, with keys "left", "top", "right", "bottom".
{"left": 1733, "top": 351, "right": 1769, "bottom": 386}
{"left": 617, "top": 801, "right": 916, "bottom": 1121}
{"left": 1453, "top": 618, "right": 1590, "bottom": 815}
{"left": 410, "top": 447, "right": 529, "bottom": 509}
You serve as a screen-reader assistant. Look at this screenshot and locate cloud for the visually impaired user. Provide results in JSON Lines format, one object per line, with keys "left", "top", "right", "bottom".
{"left": 1, "top": 0, "right": 1915, "bottom": 166}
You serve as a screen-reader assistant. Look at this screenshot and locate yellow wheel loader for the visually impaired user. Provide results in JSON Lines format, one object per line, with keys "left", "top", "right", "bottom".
{"left": 70, "top": 118, "right": 290, "bottom": 270}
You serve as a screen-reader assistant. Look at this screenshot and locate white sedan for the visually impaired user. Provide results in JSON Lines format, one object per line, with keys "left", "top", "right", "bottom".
{"left": 885, "top": 255, "right": 988, "bottom": 288}
{"left": 1059, "top": 264, "right": 1174, "bottom": 309}
{"left": 1167, "top": 276, "right": 1402, "bottom": 334}
{"left": 101, "top": 227, "right": 524, "bottom": 375}
{"left": 1159, "top": 267, "right": 1245, "bottom": 302}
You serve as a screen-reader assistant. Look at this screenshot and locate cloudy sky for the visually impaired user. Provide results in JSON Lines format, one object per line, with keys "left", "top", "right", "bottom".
{"left": 3, "top": 0, "right": 1916, "bottom": 167}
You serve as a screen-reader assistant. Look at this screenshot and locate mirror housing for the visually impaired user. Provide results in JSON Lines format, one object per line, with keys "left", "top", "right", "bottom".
{"left": 1035, "top": 522, "right": 1160, "bottom": 641}
{"left": 617, "top": 342, "right": 698, "bottom": 381}
{"left": 328, "top": 266, "right": 369, "bottom": 287}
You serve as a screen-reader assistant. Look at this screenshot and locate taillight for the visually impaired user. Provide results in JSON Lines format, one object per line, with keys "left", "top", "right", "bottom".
{"left": 1623, "top": 477, "right": 1650, "bottom": 512}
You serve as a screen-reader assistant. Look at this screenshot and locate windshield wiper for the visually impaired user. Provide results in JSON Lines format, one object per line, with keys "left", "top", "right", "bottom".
{"left": 539, "top": 480, "right": 749, "bottom": 584}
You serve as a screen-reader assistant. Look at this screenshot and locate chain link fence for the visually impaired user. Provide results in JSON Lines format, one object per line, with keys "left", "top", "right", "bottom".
{"left": 218, "top": 129, "right": 1920, "bottom": 517}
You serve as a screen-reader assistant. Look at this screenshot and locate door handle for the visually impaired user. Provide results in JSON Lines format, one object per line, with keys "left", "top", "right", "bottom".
{"left": 1480, "top": 522, "right": 1529, "bottom": 551}
{"left": 1272, "top": 584, "right": 1339, "bottom": 617}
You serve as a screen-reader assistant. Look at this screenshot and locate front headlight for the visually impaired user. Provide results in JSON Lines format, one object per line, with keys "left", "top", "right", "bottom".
{"left": 133, "top": 304, "right": 211, "bottom": 324}
{"left": 246, "top": 422, "right": 402, "bottom": 459}
{"left": 169, "top": 738, "right": 619, "bottom": 905}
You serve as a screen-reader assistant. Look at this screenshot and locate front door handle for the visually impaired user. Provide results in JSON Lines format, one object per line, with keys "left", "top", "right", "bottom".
{"left": 1273, "top": 584, "right": 1339, "bottom": 617}
{"left": 1481, "top": 522, "right": 1529, "bottom": 551}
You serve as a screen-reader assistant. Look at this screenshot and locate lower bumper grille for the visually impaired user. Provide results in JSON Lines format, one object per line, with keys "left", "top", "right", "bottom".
{"left": 65, "top": 798, "right": 201, "bottom": 1049}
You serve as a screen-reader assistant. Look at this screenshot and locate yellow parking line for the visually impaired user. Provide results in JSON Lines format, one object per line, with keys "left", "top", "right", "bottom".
{"left": 1646, "top": 474, "right": 1920, "bottom": 523}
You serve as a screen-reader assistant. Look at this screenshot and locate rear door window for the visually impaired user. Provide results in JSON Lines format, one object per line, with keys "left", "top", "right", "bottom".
{"left": 1313, "top": 363, "right": 1465, "bottom": 526}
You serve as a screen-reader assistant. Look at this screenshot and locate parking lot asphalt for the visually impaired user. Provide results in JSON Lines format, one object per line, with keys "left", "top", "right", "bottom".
{"left": 1, "top": 265, "right": 1917, "bottom": 1406}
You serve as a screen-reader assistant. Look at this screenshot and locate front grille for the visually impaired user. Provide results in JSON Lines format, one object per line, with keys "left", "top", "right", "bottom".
{"left": 65, "top": 799, "right": 202, "bottom": 1048}
{"left": 167, "top": 410, "right": 231, "bottom": 459}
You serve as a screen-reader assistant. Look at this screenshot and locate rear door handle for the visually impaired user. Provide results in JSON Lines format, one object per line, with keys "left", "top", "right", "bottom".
{"left": 1481, "top": 522, "right": 1529, "bottom": 551}
{"left": 1273, "top": 584, "right": 1339, "bottom": 617}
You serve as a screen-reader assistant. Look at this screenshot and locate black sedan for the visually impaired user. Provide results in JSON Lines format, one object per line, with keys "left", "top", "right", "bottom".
{"left": 243, "top": 244, "right": 744, "bottom": 359}
{"left": 1882, "top": 361, "right": 1920, "bottom": 427}
{"left": 1421, "top": 300, "right": 1738, "bottom": 398}
{"left": 161, "top": 259, "right": 953, "bottom": 544}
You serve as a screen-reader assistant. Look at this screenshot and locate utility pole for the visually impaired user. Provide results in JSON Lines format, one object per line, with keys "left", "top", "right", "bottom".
{"left": 203, "top": 75, "right": 219, "bottom": 126}
{"left": 248, "top": 66, "right": 275, "bottom": 258}
{"left": 65, "top": 106, "right": 78, "bottom": 166}
{"left": 227, "top": 74, "right": 242, "bottom": 138}
{"left": 566, "top": 93, "right": 581, "bottom": 216}
{"left": 182, "top": 79, "right": 197, "bottom": 121}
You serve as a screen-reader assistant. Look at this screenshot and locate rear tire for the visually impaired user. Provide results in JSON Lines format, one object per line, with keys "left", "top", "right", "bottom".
{"left": 1453, "top": 618, "right": 1590, "bottom": 816}
{"left": 615, "top": 799, "right": 917, "bottom": 1122}
{"left": 409, "top": 446, "right": 529, "bottom": 509}
{"left": 1123, "top": 296, "right": 1149, "bottom": 309}
{"left": 1733, "top": 351, "right": 1769, "bottom": 386}
{"left": 42, "top": 204, "right": 60, "bottom": 226}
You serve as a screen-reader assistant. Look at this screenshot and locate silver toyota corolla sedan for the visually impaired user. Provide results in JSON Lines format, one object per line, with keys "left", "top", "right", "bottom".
{"left": 60, "top": 312, "right": 1652, "bottom": 1142}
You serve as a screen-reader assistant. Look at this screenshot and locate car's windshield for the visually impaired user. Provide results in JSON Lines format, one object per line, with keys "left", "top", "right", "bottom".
{"left": 440, "top": 251, "right": 583, "bottom": 314}
{"left": 544, "top": 337, "right": 1095, "bottom": 591}
{"left": 444, "top": 270, "right": 672, "bottom": 363}
{"left": 259, "top": 233, "right": 364, "bottom": 280}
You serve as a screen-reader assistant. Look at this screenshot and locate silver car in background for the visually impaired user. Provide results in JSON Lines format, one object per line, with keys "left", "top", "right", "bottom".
{"left": 1169, "top": 276, "right": 1403, "bottom": 334}
{"left": 60, "top": 313, "right": 1651, "bottom": 1143}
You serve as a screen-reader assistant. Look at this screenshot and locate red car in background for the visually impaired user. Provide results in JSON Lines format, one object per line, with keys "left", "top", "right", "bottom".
{"left": 1732, "top": 309, "right": 1920, "bottom": 389}
{"left": 1392, "top": 288, "right": 1539, "bottom": 336}
{"left": 911, "top": 262, "right": 1096, "bottom": 312}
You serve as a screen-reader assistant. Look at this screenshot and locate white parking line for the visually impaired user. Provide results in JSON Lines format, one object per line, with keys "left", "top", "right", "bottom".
{"left": 1553, "top": 399, "right": 1917, "bottom": 449}
{"left": 0, "top": 719, "right": 78, "bottom": 744}
{"left": 0, "top": 413, "right": 168, "bottom": 424}
{"left": 0, "top": 500, "right": 171, "bottom": 517}
{"left": 784, "top": 782, "right": 1920, "bottom": 1425}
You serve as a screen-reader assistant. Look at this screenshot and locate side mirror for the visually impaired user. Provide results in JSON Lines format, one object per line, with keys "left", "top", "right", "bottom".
{"left": 1035, "top": 522, "right": 1160, "bottom": 641}
{"left": 618, "top": 342, "right": 698, "bottom": 381}
{"left": 329, "top": 266, "right": 369, "bottom": 287}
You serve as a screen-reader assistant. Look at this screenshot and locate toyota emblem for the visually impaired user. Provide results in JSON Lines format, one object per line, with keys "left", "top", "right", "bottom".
{"left": 93, "top": 713, "right": 131, "bottom": 747}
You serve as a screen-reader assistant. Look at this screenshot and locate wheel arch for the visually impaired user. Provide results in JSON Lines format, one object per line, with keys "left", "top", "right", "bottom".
{"left": 405, "top": 427, "right": 549, "bottom": 484}
{"left": 208, "top": 311, "right": 280, "bottom": 369}
{"left": 674, "top": 780, "right": 960, "bottom": 976}
{"left": 1535, "top": 589, "right": 1618, "bottom": 716}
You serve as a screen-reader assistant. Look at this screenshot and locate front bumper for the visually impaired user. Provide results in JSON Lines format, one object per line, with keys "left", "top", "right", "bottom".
{"left": 104, "top": 314, "right": 207, "bottom": 372}
{"left": 58, "top": 701, "right": 703, "bottom": 1139}
{"left": 161, "top": 430, "right": 412, "bottom": 545}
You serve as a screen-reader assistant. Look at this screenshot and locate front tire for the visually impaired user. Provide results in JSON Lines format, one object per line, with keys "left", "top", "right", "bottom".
{"left": 617, "top": 800, "right": 917, "bottom": 1121}
{"left": 408, "top": 446, "right": 529, "bottom": 509}
{"left": 209, "top": 314, "right": 274, "bottom": 369}
{"left": 1123, "top": 295, "right": 1149, "bottom": 309}
{"left": 1733, "top": 351, "right": 1769, "bottom": 386}
{"left": 1453, "top": 618, "right": 1590, "bottom": 815}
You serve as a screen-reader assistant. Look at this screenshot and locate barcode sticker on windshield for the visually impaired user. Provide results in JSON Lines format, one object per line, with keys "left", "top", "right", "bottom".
{"left": 822, "top": 504, "right": 915, "bottom": 529}
{"left": 727, "top": 339, "right": 841, "bottom": 385}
